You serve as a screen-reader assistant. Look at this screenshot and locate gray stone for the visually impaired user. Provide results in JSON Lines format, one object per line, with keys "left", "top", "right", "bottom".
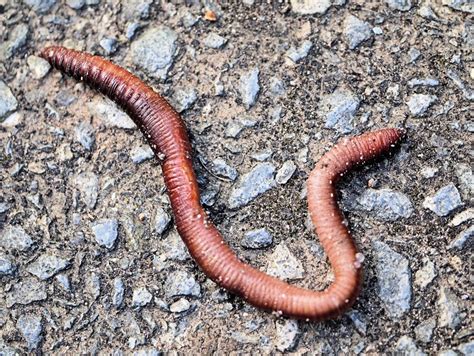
{"left": 122, "top": 0, "right": 153, "bottom": 19}
{"left": 407, "top": 94, "right": 437, "bottom": 116}
{"left": 0, "top": 225, "right": 34, "bottom": 251}
{"left": 275, "top": 319, "right": 299, "bottom": 352}
{"left": 55, "top": 274, "right": 71, "bottom": 292}
{"left": 356, "top": 189, "right": 413, "bottom": 221}
{"left": 408, "top": 47, "right": 422, "bottom": 63}
{"left": 86, "top": 272, "right": 101, "bottom": 299}
{"left": 458, "top": 341, "right": 474, "bottom": 355}
{"left": 0, "top": 81, "right": 18, "bottom": 119}
{"left": 267, "top": 244, "right": 304, "bottom": 280}
{"left": 449, "top": 208, "right": 474, "bottom": 227}
{"left": 112, "top": 277, "right": 125, "bottom": 308}
{"left": 443, "top": 0, "right": 474, "bottom": 14}
{"left": 225, "top": 118, "right": 257, "bottom": 138}
{"left": 373, "top": 241, "right": 412, "bottom": 318}
{"left": 448, "top": 225, "right": 473, "bottom": 250}
{"left": 180, "top": 10, "right": 198, "bottom": 28}
{"left": 203, "top": 33, "right": 227, "bottom": 49}
{"left": 241, "top": 228, "right": 273, "bottom": 249}
{"left": 407, "top": 78, "right": 440, "bottom": 88}
{"left": 130, "top": 145, "right": 154, "bottom": 164}
{"left": 228, "top": 163, "right": 276, "bottom": 209}
{"left": 417, "top": 4, "right": 441, "bottom": 21}
{"left": 251, "top": 149, "right": 273, "bottom": 162}
{"left": 0, "top": 253, "right": 15, "bottom": 275}
{"left": 66, "top": 0, "right": 85, "bottom": 9}
{"left": 154, "top": 206, "right": 171, "bottom": 235}
{"left": 75, "top": 122, "right": 95, "bottom": 151}
{"left": 132, "top": 286, "right": 153, "bottom": 307}
{"left": 438, "top": 350, "right": 459, "bottom": 356}
{"left": 131, "top": 27, "right": 178, "bottom": 79}
{"left": 348, "top": 310, "right": 367, "bottom": 335}
{"left": 26, "top": 254, "right": 70, "bottom": 280}
{"left": 394, "top": 336, "right": 426, "bottom": 356}
{"left": 414, "top": 317, "right": 436, "bottom": 343}
{"left": 16, "top": 314, "right": 43, "bottom": 350}
{"left": 169, "top": 298, "right": 191, "bottom": 313}
{"left": 164, "top": 270, "right": 201, "bottom": 298}
{"left": 24, "top": 0, "right": 57, "bottom": 13}
{"left": 0, "top": 24, "right": 29, "bottom": 60}
{"left": 239, "top": 67, "right": 260, "bottom": 109}
{"left": 1, "top": 112, "right": 23, "bottom": 128}
{"left": 423, "top": 183, "right": 462, "bottom": 216}
{"left": 455, "top": 163, "right": 473, "bottom": 197}
{"left": 446, "top": 70, "right": 474, "bottom": 101}
{"left": 343, "top": 15, "right": 373, "bottom": 50}
{"left": 438, "top": 286, "right": 462, "bottom": 329}
{"left": 162, "top": 230, "right": 190, "bottom": 261}
{"left": 270, "top": 77, "right": 286, "bottom": 96}
{"left": 421, "top": 167, "right": 438, "bottom": 179}
{"left": 290, "top": 0, "right": 333, "bottom": 14}
{"left": 27, "top": 55, "right": 51, "bottom": 79}
{"left": 414, "top": 258, "right": 437, "bottom": 290}
{"left": 92, "top": 219, "right": 119, "bottom": 249}
{"left": 6, "top": 278, "right": 47, "bottom": 307}
{"left": 319, "top": 88, "right": 360, "bottom": 134}
{"left": 88, "top": 97, "right": 136, "bottom": 129}
{"left": 386, "top": 0, "right": 412, "bottom": 11}
{"left": 99, "top": 37, "right": 118, "bottom": 54}
{"left": 210, "top": 158, "right": 238, "bottom": 181}
{"left": 286, "top": 40, "right": 312, "bottom": 63}
{"left": 125, "top": 22, "right": 141, "bottom": 40}
{"left": 74, "top": 171, "right": 99, "bottom": 209}
{"left": 172, "top": 88, "right": 197, "bottom": 112}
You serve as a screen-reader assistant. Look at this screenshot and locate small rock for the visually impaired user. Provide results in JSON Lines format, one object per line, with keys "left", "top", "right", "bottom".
{"left": 210, "top": 158, "right": 238, "bottom": 181}
{"left": 154, "top": 206, "right": 171, "bottom": 235}
{"left": 99, "top": 37, "right": 118, "bottom": 54}
{"left": 423, "top": 183, "right": 462, "bottom": 216}
{"left": 16, "top": 314, "right": 43, "bottom": 350}
{"left": 0, "top": 23, "right": 29, "bottom": 60}
{"left": 267, "top": 244, "right": 304, "bottom": 280}
{"left": 414, "top": 258, "right": 437, "bottom": 290}
{"left": 169, "top": 298, "right": 191, "bottom": 313}
{"left": 348, "top": 310, "right": 367, "bottom": 335}
{"left": 275, "top": 319, "right": 299, "bottom": 352}
{"left": 88, "top": 97, "right": 136, "bottom": 129}
{"left": 112, "top": 277, "right": 125, "bottom": 308}
{"left": 75, "top": 122, "right": 95, "bottom": 150}
{"left": 203, "top": 32, "right": 227, "bottom": 49}
{"left": 172, "top": 88, "right": 197, "bottom": 113}
{"left": 373, "top": 241, "right": 412, "bottom": 318}
{"left": 373, "top": 26, "right": 383, "bottom": 35}
{"left": 386, "top": 0, "right": 412, "bottom": 11}
{"left": 66, "top": 0, "right": 85, "bottom": 9}
{"left": 6, "top": 278, "right": 47, "bottom": 307}
{"left": 343, "top": 15, "right": 373, "bottom": 50}
{"left": 407, "top": 94, "right": 437, "bottom": 116}
{"left": 417, "top": 4, "right": 441, "bottom": 21}
{"left": 443, "top": 0, "right": 474, "bottom": 14}
{"left": 0, "top": 254, "right": 15, "bottom": 275}
{"left": 449, "top": 208, "right": 474, "bottom": 227}
{"left": 270, "top": 77, "right": 286, "bottom": 96}
{"left": 252, "top": 149, "right": 273, "bottom": 162}
{"left": 125, "top": 22, "right": 141, "bottom": 40}
{"left": 438, "top": 350, "right": 458, "bottom": 356}
{"left": 448, "top": 225, "right": 473, "bottom": 250}
{"left": 24, "top": 0, "right": 57, "bottom": 13}
{"left": 458, "top": 341, "right": 474, "bottom": 355}
{"left": 437, "top": 286, "right": 462, "bottom": 329}
{"left": 407, "top": 78, "right": 440, "bottom": 88}
{"left": 239, "top": 67, "right": 260, "bottom": 109}
{"left": 86, "top": 272, "right": 101, "bottom": 299}
{"left": 27, "top": 55, "right": 51, "bottom": 79}
{"left": 164, "top": 270, "right": 201, "bottom": 298}
{"left": 0, "top": 225, "right": 34, "bottom": 252}
{"left": 241, "top": 228, "right": 273, "bottom": 249}
{"left": 225, "top": 117, "right": 257, "bottom": 138}
{"left": 74, "top": 172, "right": 99, "bottom": 209}
{"left": 180, "top": 10, "right": 198, "bottom": 28}
{"left": 132, "top": 286, "right": 153, "bottom": 308}
{"left": 414, "top": 317, "right": 436, "bottom": 343}
{"left": 122, "top": 0, "right": 153, "bottom": 19}
{"left": 131, "top": 27, "right": 178, "bottom": 79}
{"left": 130, "top": 145, "right": 154, "bottom": 164}
{"left": 161, "top": 230, "right": 190, "bottom": 262}
{"left": 55, "top": 274, "right": 71, "bottom": 292}
{"left": 455, "top": 163, "right": 473, "bottom": 197}
{"left": 394, "top": 336, "right": 426, "bottom": 356}
{"left": 290, "top": 0, "right": 333, "bottom": 14}
{"left": 446, "top": 70, "right": 474, "bottom": 102}
{"left": 0, "top": 81, "right": 18, "bottom": 119}
{"left": 318, "top": 88, "right": 360, "bottom": 134}
{"left": 408, "top": 47, "right": 422, "bottom": 63}
{"left": 1, "top": 112, "right": 23, "bottom": 128}
{"left": 286, "top": 40, "right": 312, "bottom": 63}
{"left": 228, "top": 163, "right": 276, "bottom": 209}
{"left": 356, "top": 189, "right": 413, "bottom": 221}
{"left": 276, "top": 161, "right": 297, "bottom": 185}
{"left": 56, "top": 143, "right": 73, "bottom": 162}
{"left": 26, "top": 254, "right": 70, "bottom": 280}
{"left": 92, "top": 219, "right": 119, "bottom": 249}
{"left": 420, "top": 167, "right": 438, "bottom": 179}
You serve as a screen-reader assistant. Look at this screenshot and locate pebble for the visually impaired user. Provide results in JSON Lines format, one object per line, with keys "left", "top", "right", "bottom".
{"left": 446, "top": 70, "right": 474, "bottom": 101}
{"left": 318, "top": 88, "right": 360, "bottom": 134}
{"left": 26, "top": 254, "right": 71, "bottom": 280}
{"left": 99, "top": 37, "right": 118, "bottom": 54}
{"left": 394, "top": 336, "right": 426, "bottom": 356}
{"left": 75, "top": 122, "right": 95, "bottom": 151}
{"left": 125, "top": 22, "right": 141, "bottom": 40}
{"left": 269, "top": 77, "right": 286, "bottom": 96}
{"left": 286, "top": 40, "right": 312, "bottom": 63}
{"left": 112, "top": 277, "right": 125, "bottom": 308}
{"left": 0, "top": 23, "right": 29, "bottom": 60}
{"left": 373, "top": 241, "right": 412, "bottom": 318}
{"left": 16, "top": 314, "right": 43, "bottom": 350}
{"left": 386, "top": 0, "right": 412, "bottom": 11}
{"left": 55, "top": 90, "right": 75, "bottom": 107}
{"left": 86, "top": 272, "right": 101, "bottom": 299}
{"left": 455, "top": 163, "right": 473, "bottom": 197}
{"left": 0, "top": 225, "right": 34, "bottom": 252}
{"left": 275, "top": 319, "right": 299, "bottom": 352}
{"left": 161, "top": 230, "right": 190, "bottom": 261}
{"left": 6, "top": 278, "right": 47, "bottom": 307}
{"left": 130, "top": 145, "right": 154, "bottom": 164}
{"left": 154, "top": 206, "right": 171, "bottom": 235}
{"left": 210, "top": 158, "right": 238, "bottom": 181}
{"left": 164, "top": 270, "right": 201, "bottom": 298}
{"left": 437, "top": 286, "right": 462, "bottom": 329}
{"left": 443, "top": 0, "right": 474, "bottom": 13}
{"left": 55, "top": 274, "right": 71, "bottom": 292}
{"left": 422, "top": 183, "right": 462, "bottom": 216}
{"left": 417, "top": 4, "right": 441, "bottom": 21}
{"left": 24, "top": 0, "right": 57, "bottom": 13}
{"left": 1, "top": 112, "right": 23, "bottom": 128}
{"left": 458, "top": 341, "right": 474, "bottom": 355}
{"left": 228, "top": 163, "right": 276, "bottom": 209}
{"left": 343, "top": 15, "right": 373, "bottom": 50}
{"left": 92, "top": 219, "right": 119, "bottom": 249}
{"left": 132, "top": 286, "right": 153, "bottom": 308}
{"left": 275, "top": 161, "right": 297, "bottom": 185}
{"left": 448, "top": 225, "right": 473, "bottom": 250}
{"left": 408, "top": 47, "right": 422, "bottom": 63}
{"left": 267, "top": 244, "right": 304, "bottom": 280}
{"left": 131, "top": 27, "right": 178, "bottom": 79}
{"left": 414, "top": 258, "right": 437, "bottom": 290}
{"left": 420, "top": 166, "right": 438, "bottom": 179}
{"left": 407, "top": 78, "right": 440, "bottom": 88}
{"left": 241, "top": 228, "right": 273, "bottom": 249}
{"left": 225, "top": 117, "right": 257, "bottom": 138}
{"left": 180, "top": 10, "right": 198, "bottom": 28}
{"left": 290, "top": 0, "right": 333, "bottom": 14}
{"left": 122, "top": 0, "right": 153, "bottom": 19}
{"left": 414, "top": 317, "right": 436, "bottom": 343}
{"left": 169, "top": 298, "right": 191, "bottom": 313}
{"left": 74, "top": 171, "right": 99, "bottom": 209}
{"left": 348, "top": 310, "right": 367, "bottom": 335}
{"left": 438, "top": 350, "right": 458, "bottom": 356}
{"left": 0, "top": 253, "right": 15, "bottom": 275}
{"left": 407, "top": 94, "right": 437, "bottom": 116}
{"left": 239, "top": 67, "right": 260, "bottom": 109}
{"left": 27, "top": 55, "right": 51, "bottom": 79}
{"left": 66, "top": 0, "right": 85, "bottom": 9}
{"left": 0, "top": 81, "right": 18, "bottom": 119}
{"left": 356, "top": 188, "right": 413, "bottom": 221}
{"left": 88, "top": 97, "right": 136, "bottom": 129}
{"left": 171, "top": 88, "right": 197, "bottom": 113}
{"left": 203, "top": 32, "right": 227, "bottom": 49}
{"left": 449, "top": 208, "right": 474, "bottom": 227}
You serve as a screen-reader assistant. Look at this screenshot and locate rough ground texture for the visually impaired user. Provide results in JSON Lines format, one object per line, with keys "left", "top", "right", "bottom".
{"left": 0, "top": 0, "right": 473, "bottom": 354}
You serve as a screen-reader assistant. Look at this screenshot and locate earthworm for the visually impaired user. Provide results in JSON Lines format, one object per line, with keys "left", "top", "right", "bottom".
{"left": 40, "top": 46, "right": 404, "bottom": 320}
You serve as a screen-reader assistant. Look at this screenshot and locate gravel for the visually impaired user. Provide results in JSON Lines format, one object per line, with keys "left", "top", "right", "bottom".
{"left": 112, "top": 277, "right": 125, "bottom": 308}
{"left": 437, "top": 286, "right": 463, "bottom": 329}
{"left": 26, "top": 254, "right": 71, "bottom": 280}
{"left": 0, "top": 23, "right": 29, "bottom": 60}
{"left": 343, "top": 15, "right": 373, "bottom": 50}
{"left": 275, "top": 319, "right": 299, "bottom": 352}
{"left": 423, "top": 183, "right": 462, "bottom": 216}
{"left": 132, "top": 286, "right": 153, "bottom": 308}
{"left": 0, "top": 225, "right": 34, "bottom": 252}
{"left": 16, "top": 315, "right": 43, "bottom": 351}
{"left": 6, "top": 278, "right": 47, "bottom": 307}
{"left": 0, "top": 81, "right": 18, "bottom": 119}
{"left": 267, "top": 244, "right": 304, "bottom": 280}
{"left": 210, "top": 158, "right": 238, "bottom": 181}
{"left": 318, "top": 88, "right": 360, "bottom": 133}
{"left": 286, "top": 40, "right": 312, "bottom": 63}
{"left": 91, "top": 219, "right": 119, "bottom": 249}
{"left": 130, "top": 145, "right": 154, "bottom": 164}
{"left": 26, "top": 55, "right": 51, "bottom": 79}
{"left": 171, "top": 88, "right": 197, "bottom": 113}
{"left": 23, "top": 0, "right": 57, "bottom": 13}
{"left": 394, "top": 336, "right": 426, "bottom": 355}
{"left": 414, "top": 317, "right": 436, "bottom": 343}
{"left": 275, "top": 160, "right": 297, "bottom": 185}
{"left": 239, "top": 67, "right": 260, "bottom": 109}
{"left": 203, "top": 32, "right": 227, "bottom": 49}
{"left": 355, "top": 188, "right": 413, "bottom": 221}
{"left": 75, "top": 122, "right": 95, "bottom": 151}
{"left": 241, "top": 228, "right": 273, "bottom": 249}
{"left": 0, "top": 254, "right": 15, "bottom": 275}
{"left": 164, "top": 270, "right": 201, "bottom": 298}
{"left": 448, "top": 225, "right": 473, "bottom": 250}
{"left": 290, "top": 0, "right": 333, "bottom": 14}
{"left": 74, "top": 171, "right": 99, "bottom": 210}
{"left": 154, "top": 206, "right": 171, "bottom": 235}
{"left": 386, "top": 0, "right": 412, "bottom": 11}
{"left": 88, "top": 98, "right": 136, "bottom": 129}
{"left": 225, "top": 117, "right": 256, "bottom": 138}
{"left": 414, "top": 258, "right": 437, "bottom": 290}
{"left": 407, "top": 94, "right": 437, "bottom": 116}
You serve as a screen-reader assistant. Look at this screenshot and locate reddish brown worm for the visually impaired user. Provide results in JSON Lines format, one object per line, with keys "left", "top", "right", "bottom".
{"left": 40, "top": 46, "right": 404, "bottom": 320}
